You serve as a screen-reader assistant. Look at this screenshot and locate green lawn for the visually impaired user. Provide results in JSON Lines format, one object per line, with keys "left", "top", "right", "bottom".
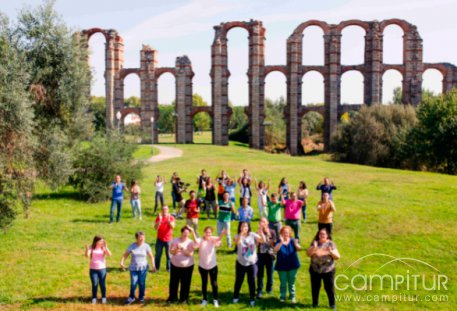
{"left": 158, "top": 131, "right": 213, "bottom": 144}
{"left": 0, "top": 142, "right": 456, "bottom": 310}
{"left": 133, "top": 145, "right": 160, "bottom": 161}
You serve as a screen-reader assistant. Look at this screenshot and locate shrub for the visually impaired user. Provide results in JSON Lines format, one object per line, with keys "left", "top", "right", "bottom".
{"left": 69, "top": 132, "right": 142, "bottom": 202}
{"left": 331, "top": 104, "right": 417, "bottom": 168}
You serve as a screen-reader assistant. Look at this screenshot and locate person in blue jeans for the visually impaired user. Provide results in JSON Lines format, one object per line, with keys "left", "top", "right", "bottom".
{"left": 121, "top": 231, "right": 156, "bottom": 304}
{"left": 109, "top": 175, "right": 127, "bottom": 223}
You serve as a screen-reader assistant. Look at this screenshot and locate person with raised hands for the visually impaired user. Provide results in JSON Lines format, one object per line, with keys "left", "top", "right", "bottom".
{"left": 85, "top": 235, "right": 111, "bottom": 304}
{"left": 154, "top": 206, "right": 175, "bottom": 272}
{"left": 194, "top": 227, "right": 227, "bottom": 308}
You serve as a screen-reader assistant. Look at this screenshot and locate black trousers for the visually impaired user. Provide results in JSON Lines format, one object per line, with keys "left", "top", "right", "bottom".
{"left": 257, "top": 253, "right": 274, "bottom": 293}
{"left": 318, "top": 222, "right": 333, "bottom": 235}
{"left": 309, "top": 267, "right": 335, "bottom": 307}
{"left": 234, "top": 261, "right": 257, "bottom": 300}
{"left": 199, "top": 266, "right": 218, "bottom": 301}
{"left": 168, "top": 264, "right": 194, "bottom": 303}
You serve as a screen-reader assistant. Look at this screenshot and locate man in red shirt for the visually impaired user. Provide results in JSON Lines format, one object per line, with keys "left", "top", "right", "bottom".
{"left": 154, "top": 205, "right": 175, "bottom": 272}
{"left": 185, "top": 190, "right": 200, "bottom": 236}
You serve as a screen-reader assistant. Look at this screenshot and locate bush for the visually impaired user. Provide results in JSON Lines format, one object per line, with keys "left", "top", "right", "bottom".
{"left": 69, "top": 132, "right": 142, "bottom": 202}
{"left": 409, "top": 89, "right": 457, "bottom": 174}
{"left": 331, "top": 104, "right": 417, "bottom": 168}
{"left": 0, "top": 197, "right": 16, "bottom": 233}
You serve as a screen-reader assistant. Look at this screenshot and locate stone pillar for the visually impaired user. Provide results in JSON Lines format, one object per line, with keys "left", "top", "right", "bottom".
{"left": 140, "top": 46, "right": 158, "bottom": 143}
{"left": 175, "top": 56, "right": 194, "bottom": 144}
{"left": 402, "top": 26, "right": 423, "bottom": 106}
{"left": 111, "top": 31, "right": 124, "bottom": 128}
{"left": 286, "top": 34, "right": 303, "bottom": 155}
{"left": 105, "top": 33, "right": 116, "bottom": 129}
{"left": 211, "top": 25, "right": 230, "bottom": 145}
{"left": 247, "top": 20, "right": 266, "bottom": 150}
{"left": 364, "top": 22, "right": 383, "bottom": 105}
{"left": 324, "top": 29, "right": 341, "bottom": 151}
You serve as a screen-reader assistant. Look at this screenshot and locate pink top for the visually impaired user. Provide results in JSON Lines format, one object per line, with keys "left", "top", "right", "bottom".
{"left": 89, "top": 248, "right": 106, "bottom": 270}
{"left": 197, "top": 237, "right": 221, "bottom": 270}
{"left": 284, "top": 199, "right": 303, "bottom": 220}
{"left": 170, "top": 238, "right": 195, "bottom": 268}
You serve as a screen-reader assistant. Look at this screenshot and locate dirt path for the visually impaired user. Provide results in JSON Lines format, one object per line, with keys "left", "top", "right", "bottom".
{"left": 146, "top": 145, "right": 183, "bottom": 163}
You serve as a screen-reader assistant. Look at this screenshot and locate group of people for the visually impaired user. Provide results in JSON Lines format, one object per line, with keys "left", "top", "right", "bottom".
{"left": 91, "top": 170, "right": 339, "bottom": 309}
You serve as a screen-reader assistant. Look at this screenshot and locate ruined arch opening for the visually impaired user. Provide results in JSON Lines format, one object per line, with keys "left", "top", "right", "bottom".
{"left": 264, "top": 71, "right": 287, "bottom": 152}
{"left": 422, "top": 68, "right": 443, "bottom": 95}
{"left": 382, "top": 69, "right": 403, "bottom": 104}
{"left": 383, "top": 25, "right": 404, "bottom": 64}
{"left": 157, "top": 72, "right": 176, "bottom": 143}
{"left": 87, "top": 32, "right": 105, "bottom": 98}
{"left": 341, "top": 26, "right": 366, "bottom": 65}
{"left": 302, "top": 26, "right": 324, "bottom": 66}
{"left": 192, "top": 111, "right": 213, "bottom": 144}
{"left": 302, "top": 70, "right": 324, "bottom": 106}
{"left": 341, "top": 70, "right": 364, "bottom": 104}
{"left": 227, "top": 27, "right": 249, "bottom": 107}
{"left": 123, "top": 73, "right": 141, "bottom": 108}
{"left": 301, "top": 111, "right": 324, "bottom": 154}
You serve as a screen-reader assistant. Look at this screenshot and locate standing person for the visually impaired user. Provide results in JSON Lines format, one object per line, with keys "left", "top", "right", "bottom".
{"left": 154, "top": 206, "right": 175, "bottom": 272}
{"left": 185, "top": 190, "right": 200, "bottom": 234}
{"left": 254, "top": 178, "right": 270, "bottom": 219}
{"left": 130, "top": 180, "right": 142, "bottom": 220}
{"left": 85, "top": 235, "right": 111, "bottom": 304}
{"left": 167, "top": 226, "right": 196, "bottom": 304}
{"left": 237, "top": 169, "right": 252, "bottom": 185}
{"left": 204, "top": 177, "right": 217, "bottom": 219}
{"left": 278, "top": 177, "right": 290, "bottom": 200}
{"left": 316, "top": 177, "right": 337, "bottom": 200}
{"left": 196, "top": 169, "right": 208, "bottom": 199}
{"left": 256, "top": 217, "right": 276, "bottom": 299}
{"left": 173, "top": 177, "right": 186, "bottom": 218}
{"left": 216, "top": 170, "right": 228, "bottom": 201}
{"left": 317, "top": 193, "right": 336, "bottom": 234}
{"left": 306, "top": 228, "right": 340, "bottom": 310}
{"left": 297, "top": 181, "right": 309, "bottom": 223}
{"left": 223, "top": 178, "right": 237, "bottom": 220}
{"left": 233, "top": 221, "right": 266, "bottom": 307}
{"left": 274, "top": 226, "right": 301, "bottom": 303}
{"left": 170, "top": 172, "right": 179, "bottom": 210}
{"left": 238, "top": 177, "right": 252, "bottom": 206}
{"left": 195, "top": 227, "right": 227, "bottom": 308}
{"left": 237, "top": 197, "right": 253, "bottom": 222}
{"left": 267, "top": 193, "right": 282, "bottom": 237}
{"left": 216, "top": 192, "right": 237, "bottom": 248}
{"left": 109, "top": 175, "right": 127, "bottom": 223}
{"left": 154, "top": 176, "right": 165, "bottom": 214}
{"left": 282, "top": 192, "right": 303, "bottom": 243}
{"left": 120, "top": 231, "right": 156, "bottom": 305}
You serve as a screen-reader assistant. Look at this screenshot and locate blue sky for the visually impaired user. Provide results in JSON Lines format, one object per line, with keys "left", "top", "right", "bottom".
{"left": 2, "top": 0, "right": 457, "bottom": 105}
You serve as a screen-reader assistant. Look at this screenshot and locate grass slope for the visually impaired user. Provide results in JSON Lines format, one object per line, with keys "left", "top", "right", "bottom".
{"left": 0, "top": 142, "right": 456, "bottom": 310}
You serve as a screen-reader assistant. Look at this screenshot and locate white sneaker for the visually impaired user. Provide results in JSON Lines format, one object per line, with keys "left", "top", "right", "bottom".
{"left": 232, "top": 298, "right": 239, "bottom": 303}
{"left": 92, "top": 298, "right": 97, "bottom": 304}
{"left": 213, "top": 300, "right": 219, "bottom": 308}
{"left": 250, "top": 300, "right": 255, "bottom": 307}
{"left": 291, "top": 298, "right": 297, "bottom": 304}
{"left": 126, "top": 297, "right": 135, "bottom": 305}
{"left": 101, "top": 298, "right": 107, "bottom": 304}
{"left": 201, "top": 300, "right": 207, "bottom": 306}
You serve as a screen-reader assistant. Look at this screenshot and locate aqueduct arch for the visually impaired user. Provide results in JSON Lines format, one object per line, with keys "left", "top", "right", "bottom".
{"left": 82, "top": 19, "right": 457, "bottom": 155}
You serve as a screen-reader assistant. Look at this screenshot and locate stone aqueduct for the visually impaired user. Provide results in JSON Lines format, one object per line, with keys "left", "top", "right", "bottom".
{"left": 81, "top": 19, "right": 457, "bottom": 155}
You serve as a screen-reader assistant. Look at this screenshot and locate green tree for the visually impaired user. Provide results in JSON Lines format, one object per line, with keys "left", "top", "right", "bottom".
{"left": 90, "top": 96, "right": 106, "bottom": 131}
{"left": 409, "top": 89, "right": 457, "bottom": 174}
{"left": 0, "top": 14, "right": 35, "bottom": 228}
{"left": 125, "top": 96, "right": 140, "bottom": 108}
{"left": 16, "top": 0, "right": 92, "bottom": 189}
{"left": 157, "top": 104, "right": 176, "bottom": 134}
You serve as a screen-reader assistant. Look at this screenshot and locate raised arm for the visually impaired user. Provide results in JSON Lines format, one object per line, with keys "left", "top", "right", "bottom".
{"left": 306, "top": 240, "right": 318, "bottom": 257}
{"left": 266, "top": 179, "right": 271, "bottom": 190}
{"left": 256, "top": 228, "right": 266, "bottom": 244}
{"left": 293, "top": 238, "right": 302, "bottom": 251}
{"left": 84, "top": 244, "right": 91, "bottom": 258}
{"left": 330, "top": 201, "right": 336, "bottom": 212}
{"left": 103, "top": 242, "right": 112, "bottom": 257}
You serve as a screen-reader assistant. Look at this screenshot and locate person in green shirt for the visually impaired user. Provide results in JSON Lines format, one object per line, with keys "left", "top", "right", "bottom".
{"left": 267, "top": 193, "right": 283, "bottom": 237}
{"left": 216, "top": 192, "right": 237, "bottom": 248}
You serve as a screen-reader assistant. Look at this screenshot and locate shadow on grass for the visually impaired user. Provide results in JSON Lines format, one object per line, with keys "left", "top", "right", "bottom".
{"left": 33, "top": 191, "right": 85, "bottom": 201}
{"left": 71, "top": 218, "right": 108, "bottom": 224}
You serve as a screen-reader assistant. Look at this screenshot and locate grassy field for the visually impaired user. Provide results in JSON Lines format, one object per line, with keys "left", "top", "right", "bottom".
{"left": 0, "top": 141, "right": 456, "bottom": 310}
{"left": 133, "top": 145, "right": 160, "bottom": 160}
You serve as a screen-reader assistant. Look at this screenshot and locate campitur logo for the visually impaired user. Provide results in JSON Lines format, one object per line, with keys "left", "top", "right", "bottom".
{"left": 334, "top": 253, "right": 449, "bottom": 304}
